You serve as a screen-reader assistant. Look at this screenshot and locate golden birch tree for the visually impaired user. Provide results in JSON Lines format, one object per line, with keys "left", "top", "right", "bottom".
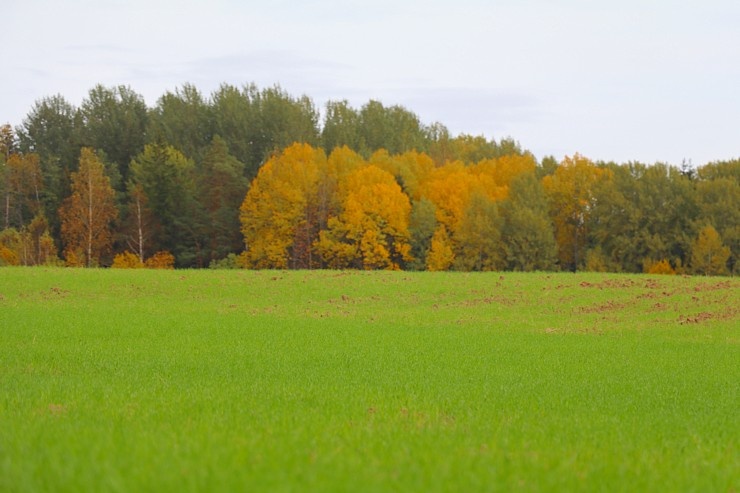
{"left": 316, "top": 164, "right": 412, "bottom": 269}
{"left": 59, "top": 148, "right": 118, "bottom": 267}
{"left": 240, "top": 143, "right": 324, "bottom": 269}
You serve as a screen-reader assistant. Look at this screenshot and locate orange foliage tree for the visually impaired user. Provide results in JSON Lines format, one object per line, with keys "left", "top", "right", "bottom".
{"left": 59, "top": 148, "right": 118, "bottom": 267}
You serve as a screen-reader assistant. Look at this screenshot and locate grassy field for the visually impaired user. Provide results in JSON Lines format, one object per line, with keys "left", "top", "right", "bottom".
{"left": 0, "top": 267, "right": 738, "bottom": 492}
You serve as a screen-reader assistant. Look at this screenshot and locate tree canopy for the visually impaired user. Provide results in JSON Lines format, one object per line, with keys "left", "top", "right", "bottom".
{"left": 1, "top": 82, "right": 737, "bottom": 274}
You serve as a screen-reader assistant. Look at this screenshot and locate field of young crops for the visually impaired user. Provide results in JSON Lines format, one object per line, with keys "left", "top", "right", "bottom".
{"left": 1, "top": 268, "right": 738, "bottom": 492}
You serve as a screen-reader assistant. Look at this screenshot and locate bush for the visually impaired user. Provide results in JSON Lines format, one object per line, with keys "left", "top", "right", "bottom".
{"left": 112, "top": 251, "right": 144, "bottom": 269}
{"left": 208, "top": 253, "right": 246, "bottom": 269}
{"left": 145, "top": 251, "right": 175, "bottom": 269}
{"left": 0, "top": 246, "right": 19, "bottom": 266}
{"left": 644, "top": 258, "right": 676, "bottom": 275}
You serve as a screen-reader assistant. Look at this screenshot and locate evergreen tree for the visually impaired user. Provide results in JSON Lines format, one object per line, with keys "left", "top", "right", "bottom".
{"left": 129, "top": 142, "right": 202, "bottom": 267}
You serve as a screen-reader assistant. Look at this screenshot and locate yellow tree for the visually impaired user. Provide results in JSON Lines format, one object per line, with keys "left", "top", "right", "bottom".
{"left": 419, "top": 161, "right": 503, "bottom": 271}
{"left": 542, "top": 154, "right": 611, "bottom": 271}
{"left": 420, "top": 161, "right": 479, "bottom": 234}
{"left": 240, "top": 143, "right": 324, "bottom": 269}
{"left": 370, "top": 149, "right": 435, "bottom": 201}
{"left": 473, "top": 153, "right": 537, "bottom": 199}
{"left": 690, "top": 225, "right": 730, "bottom": 275}
{"left": 316, "top": 164, "right": 412, "bottom": 269}
{"left": 426, "top": 225, "right": 455, "bottom": 271}
{"left": 59, "top": 148, "right": 118, "bottom": 267}
{"left": 317, "top": 146, "right": 365, "bottom": 231}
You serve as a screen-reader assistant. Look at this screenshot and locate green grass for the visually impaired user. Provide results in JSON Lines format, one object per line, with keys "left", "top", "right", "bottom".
{"left": 1, "top": 268, "right": 738, "bottom": 492}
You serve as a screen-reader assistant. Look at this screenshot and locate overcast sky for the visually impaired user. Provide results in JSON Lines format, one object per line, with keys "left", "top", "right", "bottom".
{"left": 3, "top": 0, "right": 739, "bottom": 165}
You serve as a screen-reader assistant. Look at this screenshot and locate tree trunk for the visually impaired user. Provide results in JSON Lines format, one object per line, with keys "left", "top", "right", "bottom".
{"left": 87, "top": 173, "right": 93, "bottom": 267}
{"left": 136, "top": 195, "right": 144, "bottom": 263}
{"left": 4, "top": 192, "right": 9, "bottom": 229}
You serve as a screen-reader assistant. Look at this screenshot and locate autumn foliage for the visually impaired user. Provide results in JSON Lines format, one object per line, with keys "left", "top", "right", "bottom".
{"left": 112, "top": 251, "right": 144, "bottom": 269}
{"left": 2, "top": 83, "right": 738, "bottom": 273}
{"left": 59, "top": 148, "right": 118, "bottom": 267}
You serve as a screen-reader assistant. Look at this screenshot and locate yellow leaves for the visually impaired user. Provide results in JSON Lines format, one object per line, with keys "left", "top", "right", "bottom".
{"left": 238, "top": 143, "right": 541, "bottom": 271}
{"left": 240, "top": 143, "right": 326, "bottom": 268}
{"left": 145, "top": 251, "right": 176, "bottom": 269}
{"left": 237, "top": 145, "right": 622, "bottom": 273}
{"left": 542, "top": 154, "right": 612, "bottom": 269}
{"left": 112, "top": 251, "right": 144, "bottom": 268}
{"left": 315, "top": 226, "right": 358, "bottom": 269}
{"left": 369, "top": 150, "right": 434, "bottom": 200}
{"left": 360, "top": 229, "right": 391, "bottom": 270}
{"left": 426, "top": 225, "right": 455, "bottom": 271}
{"left": 421, "top": 162, "right": 477, "bottom": 234}
{"left": 643, "top": 258, "right": 676, "bottom": 275}
{"left": 690, "top": 225, "right": 730, "bottom": 275}
{"left": 0, "top": 246, "right": 19, "bottom": 266}
{"left": 112, "top": 250, "right": 176, "bottom": 269}
{"left": 318, "top": 164, "right": 412, "bottom": 270}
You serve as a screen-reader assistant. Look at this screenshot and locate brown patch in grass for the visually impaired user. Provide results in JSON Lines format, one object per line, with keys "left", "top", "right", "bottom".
{"left": 459, "top": 295, "right": 519, "bottom": 307}
{"left": 579, "top": 278, "right": 637, "bottom": 290}
{"left": 41, "top": 286, "right": 70, "bottom": 300}
{"left": 678, "top": 305, "right": 739, "bottom": 325}
{"left": 48, "top": 403, "right": 66, "bottom": 415}
{"left": 578, "top": 300, "right": 628, "bottom": 314}
{"left": 693, "top": 281, "right": 734, "bottom": 292}
{"left": 678, "top": 312, "right": 715, "bottom": 325}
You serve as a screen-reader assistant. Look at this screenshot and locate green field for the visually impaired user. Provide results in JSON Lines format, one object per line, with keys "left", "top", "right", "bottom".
{"left": 1, "top": 268, "right": 738, "bottom": 492}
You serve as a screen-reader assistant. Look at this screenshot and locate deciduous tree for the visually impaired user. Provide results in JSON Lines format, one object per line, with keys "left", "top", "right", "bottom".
{"left": 240, "top": 143, "right": 324, "bottom": 269}
{"left": 15, "top": 95, "right": 80, "bottom": 235}
{"left": 59, "top": 148, "right": 118, "bottom": 267}
{"left": 4, "top": 153, "right": 43, "bottom": 229}
{"left": 542, "top": 154, "right": 610, "bottom": 271}
{"left": 78, "top": 84, "right": 148, "bottom": 183}
{"left": 426, "top": 225, "right": 454, "bottom": 271}
{"left": 690, "top": 225, "right": 730, "bottom": 275}
{"left": 500, "top": 172, "right": 557, "bottom": 271}
{"left": 454, "top": 192, "right": 503, "bottom": 271}
{"left": 148, "top": 84, "right": 213, "bottom": 163}
{"left": 408, "top": 197, "right": 437, "bottom": 270}
{"left": 316, "top": 165, "right": 412, "bottom": 269}
{"left": 321, "top": 100, "right": 361, "bottom": 153}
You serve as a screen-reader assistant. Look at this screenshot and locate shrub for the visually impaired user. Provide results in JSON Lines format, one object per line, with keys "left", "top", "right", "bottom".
{"left": 0, "top": 246, "right": 19, "bottom": 266}
{"left": 112, "top": 251, "right": 144, "bottom": 269}
{"left": 644, "top": 258, "right": 676, "bottom": 275}
{"left": 145, "top": 251, "right": 175, "bottom": 269}
{"left": 208, "top": 253, "right": 246, "bottom": 269}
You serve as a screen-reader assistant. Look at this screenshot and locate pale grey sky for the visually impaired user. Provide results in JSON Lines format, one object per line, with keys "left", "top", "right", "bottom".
{"left": 3, "top": 0, "right": 739, "bottom": 165}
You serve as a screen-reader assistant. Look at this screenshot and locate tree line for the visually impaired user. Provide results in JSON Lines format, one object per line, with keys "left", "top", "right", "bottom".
{"left": 0, "top": 83, "right": 737, "bottom": 275}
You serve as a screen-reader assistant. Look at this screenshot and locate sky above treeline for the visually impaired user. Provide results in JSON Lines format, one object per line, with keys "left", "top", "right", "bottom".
{"left": 3, "top": 0, "right": 739, "bottom": 166}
